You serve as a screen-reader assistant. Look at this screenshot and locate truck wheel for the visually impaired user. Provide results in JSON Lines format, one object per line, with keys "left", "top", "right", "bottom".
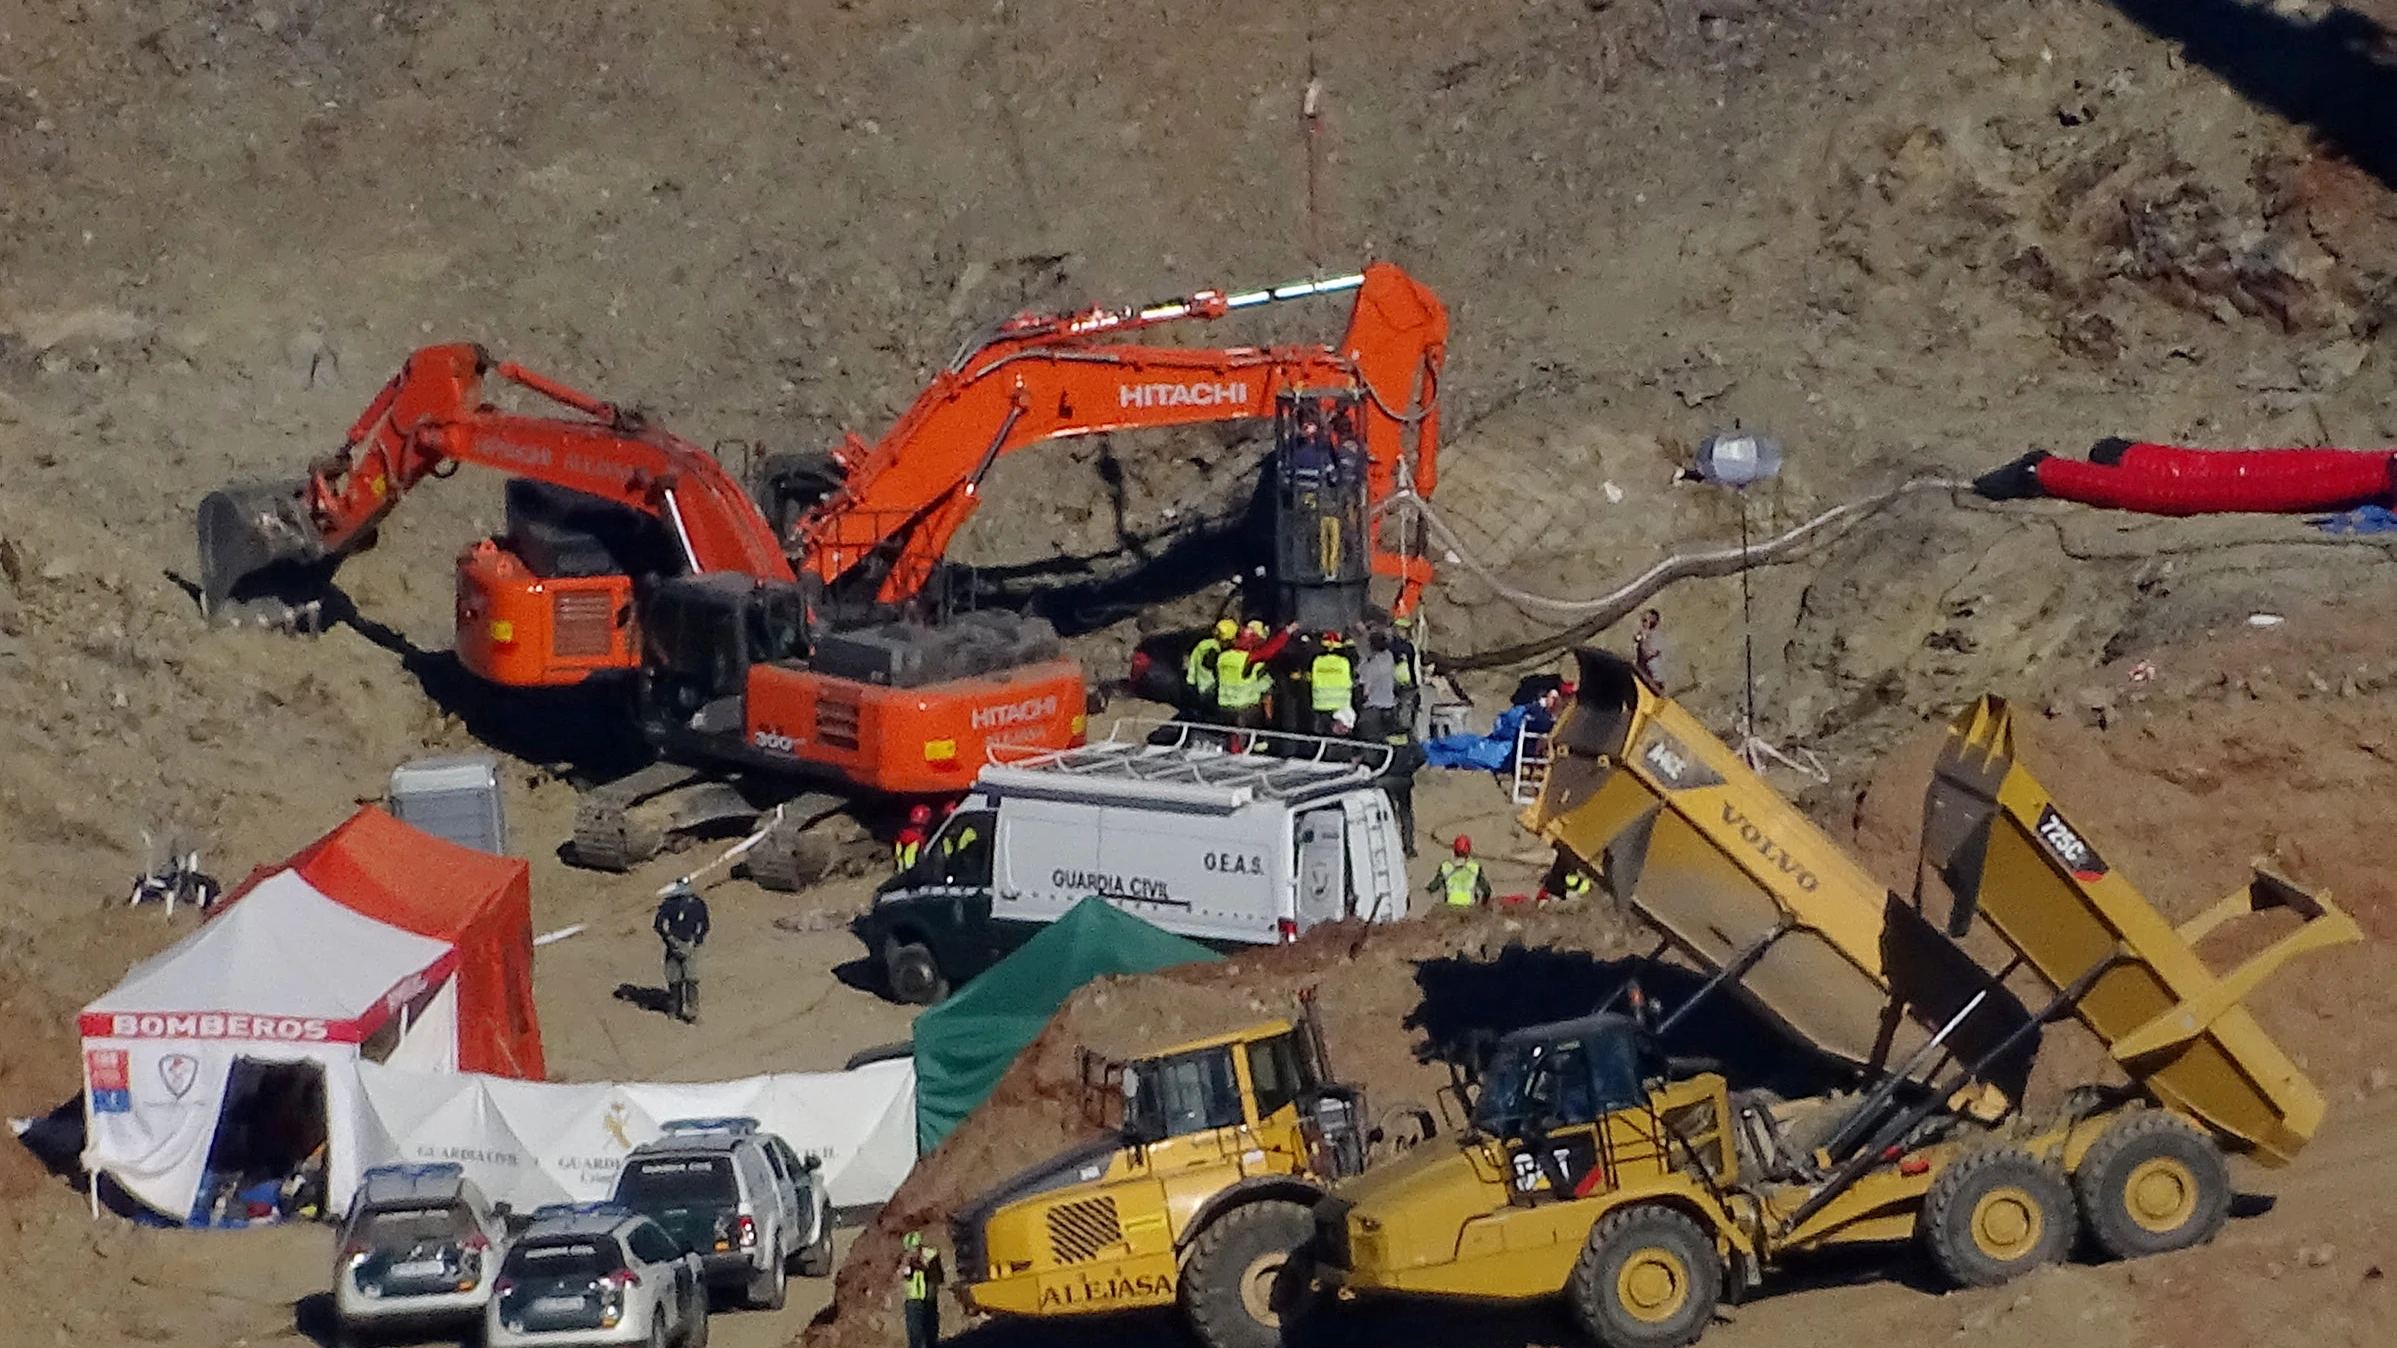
{"left": 1919, "top": 1147, "right": 2075, "bottom": 1288}
{"left": 1566, "top": 1204, "right": 1722, "bottom": 1348}
{"left": 746, "top": 1247, "right": 788, "bottom": 1310}
{"left": 2072, "top": 1111, "right": 2231, "bottom": 1260}
{"left": 883, "top": 939, "right": 949, "bottom": 1005}
{"left": 1180, "top": 1199, "right": 1318, "bottom": 1348}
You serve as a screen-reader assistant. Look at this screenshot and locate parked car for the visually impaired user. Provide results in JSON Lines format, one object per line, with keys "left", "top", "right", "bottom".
{"left": 851, "top": 730, "right": 1411, "bottom": 1002}
{"left": 608, "top": 1118, "right": 832, "bottom": 1312}
{"left": 487, "top": 1204, "right": 708, "bottom": 1348}
{"left": 332, "top": 1162, "right": 507, "bottom": 1346}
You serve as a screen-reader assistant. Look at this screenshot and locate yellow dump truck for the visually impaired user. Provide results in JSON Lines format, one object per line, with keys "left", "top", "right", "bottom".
{"left": 1314, "top": 651, "right": 2361, "bottom": 1347}
{"left": 952, "top": 1001, "right": 1410, "bottom": 1348}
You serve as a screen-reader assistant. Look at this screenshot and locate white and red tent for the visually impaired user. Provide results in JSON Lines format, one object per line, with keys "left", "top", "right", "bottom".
{"left": 79, "top": 869, "right": 462, "bottom": 1222}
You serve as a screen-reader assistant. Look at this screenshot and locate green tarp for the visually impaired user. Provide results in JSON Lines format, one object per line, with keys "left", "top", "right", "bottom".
{"left": 912, "top": 899, "right": 1219, "bottom": 1152}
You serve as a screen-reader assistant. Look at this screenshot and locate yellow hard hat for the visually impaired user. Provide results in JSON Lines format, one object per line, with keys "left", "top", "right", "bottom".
{"left": 1214, "top": 618, "right": 1238, "bottom": 641}
{"left": 1243, "top": 620, "right": 1268, "bottom": 638}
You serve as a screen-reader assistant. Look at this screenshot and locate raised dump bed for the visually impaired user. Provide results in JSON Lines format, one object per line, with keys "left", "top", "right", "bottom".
{"left": 1528, "top": 651, "right": 2038, "bottom": 1102}
{"left": 1921, "top": 694, "right": 2363, "bottom": 1164}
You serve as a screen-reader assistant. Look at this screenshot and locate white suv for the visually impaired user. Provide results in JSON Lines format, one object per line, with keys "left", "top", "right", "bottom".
{"left": 610, "top": 1118, "right": 833, "bottom": 1311}
{"left": 487, "top": 1205, "right": 709, "bottom": 1348}
{"left": 332, "top": 1162, "right": 506, "bottom": 1345}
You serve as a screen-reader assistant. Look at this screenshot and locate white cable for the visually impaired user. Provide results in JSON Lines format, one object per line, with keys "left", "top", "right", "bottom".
{"left": 655, "top": 803, "right": 786, "bottom": 897}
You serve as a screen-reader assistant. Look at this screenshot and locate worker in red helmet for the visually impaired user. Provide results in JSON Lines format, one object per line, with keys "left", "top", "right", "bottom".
{"left": 1426, "top": 834, "right": 1491, "bottom": 908}
{"left": 894, "top": 803, "right": 932, "bottom": 872}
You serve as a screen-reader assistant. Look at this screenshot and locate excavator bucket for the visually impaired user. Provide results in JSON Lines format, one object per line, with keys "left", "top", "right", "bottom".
{"left": 194, "top": 478, "right": 329, "bottom": 620}
{"left": 1923, "top": 695, "right": 2364, "bottom": 1165}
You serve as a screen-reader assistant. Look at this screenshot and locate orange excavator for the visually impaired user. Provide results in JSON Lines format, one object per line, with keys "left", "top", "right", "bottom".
{"left": 195, "top": 263, "right": 1447, "bottom": 882}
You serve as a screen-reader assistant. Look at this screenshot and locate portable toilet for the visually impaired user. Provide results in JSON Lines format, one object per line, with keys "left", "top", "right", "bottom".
{"left": 388, "top": 755, "right": 508, "bottom": 855}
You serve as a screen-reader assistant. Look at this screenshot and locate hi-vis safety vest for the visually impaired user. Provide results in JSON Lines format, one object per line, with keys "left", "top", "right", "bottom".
{"left": 1310, "top": 650, "right": 1354, "bottom": 712}
{"left": 904, "top": 1253, "right": 930, "bottom": 1300}
{"left": 1563, "top": 870, "right": 1593, "bottom": 899}
{"left": 894, "top": 837, "right": 920, "bottom": 869}
{"left": 1216, "top": 648, "right": 1265, "bottom": 709}
{"left": 1187, "top": 638, "right": 1222, "bottom": 696}
{"left": 1438, "top": 859, "right": 1483, "bottom": 907}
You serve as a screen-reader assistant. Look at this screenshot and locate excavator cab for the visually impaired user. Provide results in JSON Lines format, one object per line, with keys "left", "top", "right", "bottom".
{"left": 1272, "top": 389, "right": 1372, "bottom": 633}
{"left": 638, "top": 574, "right": 809, "bottom": 737}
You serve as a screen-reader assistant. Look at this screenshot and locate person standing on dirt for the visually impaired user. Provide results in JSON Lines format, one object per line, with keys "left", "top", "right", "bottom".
{"left": 1215, "top": 623, "right": 1293, "bottom": 736}
{"left": 1185, "top": 618, "right": 1235, "bottom": 721}
{"left": 1357, "top": 628, "right": 1402, "bottom": 742}
{"left": 900, "top": 1229, "right": 943, "bottom": 1348}
{"left": 894, "top": 804, "right": 932, "bottom": 873}
{"left": 652, "top": 882, "right": 710, "bottom": 1025}
{"left": 1306, "top": 631, "right": 1357, "bottom": 737}
{"left": 1375, "top": 733, "right": 1426, "bottom": 858}
{"left": 1632, "top": 608, "right": 1667, "bottom": 687}
{"left": 1426, "top": 835, "right": 1492, "bottom": 908}
{"left": 1388, "top": 616, "right": 1423, "bottom": 734}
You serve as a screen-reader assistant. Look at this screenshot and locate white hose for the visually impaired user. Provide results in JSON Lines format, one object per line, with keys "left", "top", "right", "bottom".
{"left": 1378, "top": 477, "right": 1968, "bottom": 621}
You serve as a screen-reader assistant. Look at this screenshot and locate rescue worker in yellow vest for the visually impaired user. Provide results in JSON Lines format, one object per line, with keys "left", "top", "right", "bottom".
{"left": 1536, "top": 846, "right": 1596, "bottom": 903}
{"left": 900, "top": 1229, "right": 943, "bottom": 1348}
{"left": 1185, "top": 618, "right": 1235, "bottom": 721}
{"left": 1426, "top": 834, "right": 1492, "bottom": 907}
{"left": 893, "top": 803, "right": 931, "bottom": 873}
{"left": 1306, "top": 631, "right": 1356, "bottom": 737}
{"left": 1215, "top": 624, "right": 1293, "bottom": 735}
{"left": 936, "top": 811, "right": 984, "bottom": 885}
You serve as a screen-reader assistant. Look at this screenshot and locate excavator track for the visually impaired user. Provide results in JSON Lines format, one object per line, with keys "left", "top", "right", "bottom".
{"left": 741, "top": 792, "right": 845, "bottom": 892}
{"left": 570, "top": 761, "right": 706, "bottom": 872}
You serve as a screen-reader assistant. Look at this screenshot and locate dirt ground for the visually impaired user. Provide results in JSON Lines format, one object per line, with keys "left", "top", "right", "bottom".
{"left": 6, "top": 0, "right": 2397, "bottom": 1345}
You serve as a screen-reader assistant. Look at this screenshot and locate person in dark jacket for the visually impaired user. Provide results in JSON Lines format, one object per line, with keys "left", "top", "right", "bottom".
{"left": 653, "top": 882, "right": 711, "bottom": 1024}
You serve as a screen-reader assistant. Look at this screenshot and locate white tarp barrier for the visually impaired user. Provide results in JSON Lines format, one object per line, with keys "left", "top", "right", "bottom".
{"left": 79, "top": 872, "right": 460, "bottom": 1222}
{"left": 347, "top": 1057, "right": 918, "bottom": 1212}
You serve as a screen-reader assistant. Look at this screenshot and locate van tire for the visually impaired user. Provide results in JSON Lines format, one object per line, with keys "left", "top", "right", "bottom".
{"left": 884, "top": 939, "right": 949, "bottom": 1005}
{"left": 1180, "top": 1199, "right": 1318, "bottom": 1348}
{"left": 2072, "top": 1111, "right": 2231, "bottom": 1261}
{"left": 1919, "top": 1147, "right": 2075, "bottom": 1288}
{"left": 1566, "top": 1204, "right": 1722, "bottom": 1348}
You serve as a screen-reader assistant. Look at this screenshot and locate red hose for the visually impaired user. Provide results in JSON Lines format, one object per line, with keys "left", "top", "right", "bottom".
{"left": 2033, "top": 442, "right": 2396, "bottom": 515}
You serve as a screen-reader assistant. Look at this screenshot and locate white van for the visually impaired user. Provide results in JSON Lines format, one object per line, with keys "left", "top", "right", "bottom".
{"left": 850, "top": 728, "right": 1411, "bottom": 1002}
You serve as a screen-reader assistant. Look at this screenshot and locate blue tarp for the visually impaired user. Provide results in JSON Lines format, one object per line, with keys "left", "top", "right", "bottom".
{"left": 1426, "top": 702, "right": 1544, "bottom": 771}
{"left": 2315, "top": 504, "right": 2397, "bottom": 535}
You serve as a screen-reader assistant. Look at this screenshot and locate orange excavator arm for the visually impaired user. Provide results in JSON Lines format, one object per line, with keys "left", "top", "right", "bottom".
{"left": 797, "top": 261, "right": 1447, "bottom": 613}
{"left": 198, "top": 343, "right": 791, "bottom": 613}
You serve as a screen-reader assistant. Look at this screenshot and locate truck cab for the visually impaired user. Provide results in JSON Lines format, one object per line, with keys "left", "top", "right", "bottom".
{"left": 953, "top": 1013, "right": 1372, "bottom": 1348}
{"left": 853, "top": 728, "right": 1410, "bottom": 1003}
{"left": 1317, "top": 1014, "right": 1737, "bottom": 1306}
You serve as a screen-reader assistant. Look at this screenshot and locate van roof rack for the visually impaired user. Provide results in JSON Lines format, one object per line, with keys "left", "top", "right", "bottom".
{"left": 984, "top": 721, "right": 1390, "bottom": 811}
